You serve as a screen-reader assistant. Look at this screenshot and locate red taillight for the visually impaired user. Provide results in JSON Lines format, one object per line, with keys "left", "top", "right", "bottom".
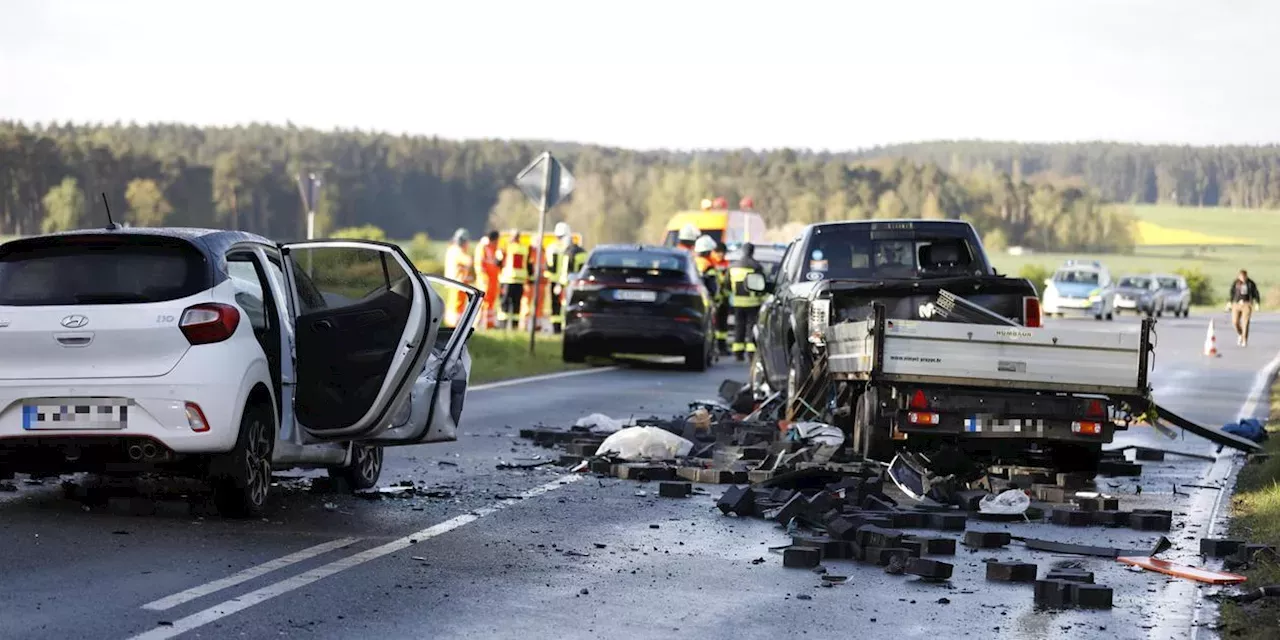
{"left": 180, "top": 303, "right": 240, "bottom": 345}
{"left": 909, "top": 390, "right": 929, "bottom": 410}
{"left": 1086, "top": 399, "right": 1105, "bottom": 418}
{"left": 1023, "top": 296, "right": 1042, "bottom": 328}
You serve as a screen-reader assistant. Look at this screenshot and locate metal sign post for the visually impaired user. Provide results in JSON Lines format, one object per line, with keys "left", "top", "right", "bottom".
{"left": 296, "top": 172, "right": 322, "bottom": 274}
{"left": 515, "top": 152, "right": 575, "bottom": 354}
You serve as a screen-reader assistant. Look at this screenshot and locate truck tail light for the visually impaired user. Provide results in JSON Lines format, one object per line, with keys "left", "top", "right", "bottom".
{"left": 1072, "top": 421, "right": 1102, "bottom": 436}
{"left": 1023, "top": 296, "right": 1043, "bottom": 328}
{"left": 908, "top": 411, "right": 940, "bottom": 426}
{"left": 180, "top": 303, "right": 240, "bottom": 345}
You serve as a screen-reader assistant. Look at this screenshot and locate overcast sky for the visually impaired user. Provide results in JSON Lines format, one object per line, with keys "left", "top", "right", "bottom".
{"left": 2, "top": 0, "right": 1277, "bottom": 150}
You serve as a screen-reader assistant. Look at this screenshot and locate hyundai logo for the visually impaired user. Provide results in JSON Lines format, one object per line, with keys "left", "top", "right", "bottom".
{"left": 60, "top": 315, "right": 89, "bottom": 329}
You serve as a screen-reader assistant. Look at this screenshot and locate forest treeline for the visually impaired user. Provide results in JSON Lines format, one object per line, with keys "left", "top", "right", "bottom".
{"left": 0, "top": 121, "right": 1192, "bottom": 253}
{"left": 848, "top": 141, "right": 1280, "bottom": 208}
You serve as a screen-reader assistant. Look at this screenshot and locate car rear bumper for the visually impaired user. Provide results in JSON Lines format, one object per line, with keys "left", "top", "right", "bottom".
{"left": 0, "top": 379, "right": 244, "bottom": 459}
{"left": 564, "top": 313, "right": 706, "bottom": 356}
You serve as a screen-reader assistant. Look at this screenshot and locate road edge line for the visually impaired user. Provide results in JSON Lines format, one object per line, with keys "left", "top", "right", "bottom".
{"left": 125, "top": 474, "right": 584, "bottom": 640}
{"left": 469, "top": 366, "right": 620, "bottom": 392}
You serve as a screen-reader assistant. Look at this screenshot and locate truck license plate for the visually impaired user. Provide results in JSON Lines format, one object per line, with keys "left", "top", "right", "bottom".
{"left": 22, "top": 400, "right": 130, "bottom": 430}
{"left": 614, "top": 290, "right": 657, "bottom": 302}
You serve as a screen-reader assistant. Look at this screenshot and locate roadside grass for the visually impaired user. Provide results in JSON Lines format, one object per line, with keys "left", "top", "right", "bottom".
{"left": 468, "top": 330, "right": 584, "bottom": 385}
{"left": 1218, "top": 377, "right": 1280, "bottom": 638}
{"left": 992, "top": 205, "right": 1280, "bottom": 305}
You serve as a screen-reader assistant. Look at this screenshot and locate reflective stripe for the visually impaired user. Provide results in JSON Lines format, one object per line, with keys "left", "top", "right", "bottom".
{"left": 499, "top": 244, "right": 530, "bottom": 284}
{"left": 745, "top": 342, "right": 756, "bottom": 353}
{"left": 729, "top": 265, "right": 763, "bottom": 307}
{"left": 732, "top": 343, "right": 746, "bottom": 353}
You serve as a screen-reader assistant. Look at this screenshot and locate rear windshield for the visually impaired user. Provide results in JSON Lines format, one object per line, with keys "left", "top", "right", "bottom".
{"left": 587, "top": 250, "right": 688, "bottom": 276}
{"left": 1118, "top": 276, "right": 1151, "bottom": 288}
{"left": 802, "top": 225, "right": 987, "bottom": 281}
{"left": 1053, "top": 269, "right": 1100, "bottom": 285}
{"left": 0, "top": 237, "right": 209, "bottom": 306}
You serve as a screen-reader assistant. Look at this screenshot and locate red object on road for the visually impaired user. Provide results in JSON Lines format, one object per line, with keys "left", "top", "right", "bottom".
{"left": 1117, "top": 556, "right": 1247, "bottom": 584}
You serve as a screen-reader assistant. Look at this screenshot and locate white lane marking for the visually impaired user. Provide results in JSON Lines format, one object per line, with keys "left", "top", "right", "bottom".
{"left": 127, "top": 474, "right": 583, "bottom": 640}
{"left": 1235, "top": 348, "right": 1280, "bottom": 421}
{"left": 469, "top": 366, "right": 621, "bottom": 392}
{"left": 141, "top": 537, "right": 362, "bottom": 612}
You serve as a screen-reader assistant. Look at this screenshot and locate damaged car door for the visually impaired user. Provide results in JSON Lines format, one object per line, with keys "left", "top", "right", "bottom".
{"left": 363, "top": 274, "right": 481, "bottom": 445}
{"left": 281, "top": 240, "right": 433, "bottom": 443}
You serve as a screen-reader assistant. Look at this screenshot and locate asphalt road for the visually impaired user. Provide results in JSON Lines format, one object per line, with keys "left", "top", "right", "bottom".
{"left": 1, "top": 312, "right": 1277, "bottom": 640}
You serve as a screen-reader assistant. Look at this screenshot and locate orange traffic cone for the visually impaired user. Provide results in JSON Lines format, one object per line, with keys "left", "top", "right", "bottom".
{"left": 1204, "top": 319, "right": 1219, "bottom": 357}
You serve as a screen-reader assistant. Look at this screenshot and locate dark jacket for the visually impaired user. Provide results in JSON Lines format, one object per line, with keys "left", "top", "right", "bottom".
{"left": 1229, "top": 278, "right": 1260, "bottom": 304}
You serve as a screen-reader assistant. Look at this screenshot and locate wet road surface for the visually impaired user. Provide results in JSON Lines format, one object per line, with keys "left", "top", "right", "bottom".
{"left": 1, "top": 314, "right": 1277, "bottom": 640}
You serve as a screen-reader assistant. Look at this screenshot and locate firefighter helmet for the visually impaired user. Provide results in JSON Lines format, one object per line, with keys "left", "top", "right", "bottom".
{"left": 678, "top": 224, "right": 700, "bottom": 243}
{"left": 553, "top": 222, "right": 571, "bottom": 238}
{"left": 694, "top": 235, "right": 716, "bottom": 254}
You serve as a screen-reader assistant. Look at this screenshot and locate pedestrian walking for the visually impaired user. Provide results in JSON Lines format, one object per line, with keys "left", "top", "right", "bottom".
{"left": 1228, "top": 269, "right": 1261, "bottom": 347}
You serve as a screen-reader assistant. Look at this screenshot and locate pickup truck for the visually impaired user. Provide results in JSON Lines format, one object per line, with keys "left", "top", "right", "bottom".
{"left": 748, "top": 220, "right": 1153, "bottom": 477}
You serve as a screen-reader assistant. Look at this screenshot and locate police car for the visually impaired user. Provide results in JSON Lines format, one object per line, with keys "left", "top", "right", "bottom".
{"left": 1041, "top": 260, "right": 1116, "bottom": 320}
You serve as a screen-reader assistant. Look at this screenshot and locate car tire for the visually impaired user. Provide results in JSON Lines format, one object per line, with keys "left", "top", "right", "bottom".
{"left": 1106, "top": 312, "right": 1114, "bottom": 321}
{"left": 684, "top": 341, "right": 708, "bottom": 372}
{"left": 329, "top": 443, "right": 383, "bottom": 491}
{"left": 211, "top": 403, "right": 274, "bottom": 519}
{"left": 562, "top": 338, "right": 586, "bottom": 364}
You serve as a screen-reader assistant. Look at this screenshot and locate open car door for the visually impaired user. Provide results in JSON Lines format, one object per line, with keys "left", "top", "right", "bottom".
{"left": 364, "top": 274, "right": 481, "bottom": 445}
{"left": 281, "top": 240, "right": 434, "bottom": 442}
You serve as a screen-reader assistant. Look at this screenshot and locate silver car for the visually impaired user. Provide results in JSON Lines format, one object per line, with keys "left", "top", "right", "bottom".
{"left": 1153, "top": 274, "right": 1192, "bottom": 318}
{"left": 1113, "top": 274, "right": 1162, "bottom": 316}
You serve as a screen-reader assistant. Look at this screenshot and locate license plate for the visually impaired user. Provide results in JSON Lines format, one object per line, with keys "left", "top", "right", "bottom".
{"left": 614, "top": 290, "right": 657, "bottom": 302}
{"left": 23, "top": 399, "right": 130, "bottom": 430}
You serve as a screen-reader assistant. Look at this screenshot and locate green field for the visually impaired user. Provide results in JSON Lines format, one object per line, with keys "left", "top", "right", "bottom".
{"left": 991, "top": 205, "right": 1280, "bottom": 305}
{"left": 468, "top": 331, "right": 582, "bottom": 384}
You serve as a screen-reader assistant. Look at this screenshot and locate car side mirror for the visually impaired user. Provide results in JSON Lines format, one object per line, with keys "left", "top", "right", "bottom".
{"left": 745, "top": 272, "right": 768, "bottom": 293}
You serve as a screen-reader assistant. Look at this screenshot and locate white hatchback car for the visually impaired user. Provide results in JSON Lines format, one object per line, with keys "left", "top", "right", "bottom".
{"left": 0, "top": 228, "right": 479, "bottom": 517}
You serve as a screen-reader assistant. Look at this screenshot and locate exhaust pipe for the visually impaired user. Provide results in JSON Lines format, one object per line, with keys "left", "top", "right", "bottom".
{"left": 141, "top": 443, "right": 158, "bottom": 459}
{"left": 127, "top": 445, "right": 144, "bottom": 461}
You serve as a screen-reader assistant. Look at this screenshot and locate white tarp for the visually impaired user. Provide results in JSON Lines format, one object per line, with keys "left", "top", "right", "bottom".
{"left": 595, "top": 426, "right": 694, "bottom": 461}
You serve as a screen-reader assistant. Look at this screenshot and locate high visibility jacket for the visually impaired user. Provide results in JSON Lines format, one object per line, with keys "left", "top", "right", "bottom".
{"left": 498, "top": 242, "right": 530, "bottom": 284}
{"left": 694, "top": 255, "right": 719, "bottom": 299}
{"left": 475, "top": 237, "right": 499, "bottom": 274}
{"left": 729, "top": 257, "right": 765, "bottom": 308}
{"left": 552, "top": 243, "right": 587, "bottom": 286}
{"left": 444, "top": 243, "right": 474, "bottom": 284}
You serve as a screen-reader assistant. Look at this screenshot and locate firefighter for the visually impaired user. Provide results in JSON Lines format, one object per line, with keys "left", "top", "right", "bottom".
{"left": 547, "top": 222, "right": 587, "bottom": 334}
{"left": 676, "top": 223, "right": 699, "bottom": 254}
{"left": 693, "top": 234, "right": 720, "bottom": 311}
{"left": 473, "top": 230, "right": 501, "bottom": 329}
{"left": 443, "top": 228, "right": 473, "bottom": 326}
{"left": 497, "top": 229, "right": 531, "bottom": 330}
{"left": 711, "top": 240, "right": 731, "bottom": 354}
{"left": 728, "top": 242, "right": 765, "bottom": 361}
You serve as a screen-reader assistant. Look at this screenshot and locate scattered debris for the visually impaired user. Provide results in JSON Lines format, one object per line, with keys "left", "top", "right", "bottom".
{"left": 496, "top": 460, "right": 556, "bottom": 470}
{"left": 1117, "top": 556, "right": 1248, "bottom": 585}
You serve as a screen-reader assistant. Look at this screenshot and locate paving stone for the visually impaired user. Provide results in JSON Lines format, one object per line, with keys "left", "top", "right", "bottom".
{"left": 1051, "top": 508, "right": 1093, "bottom": 527}
{"left": 1201, "top": 538, "right": 1247, "bottom": 558}
{"left": 952, "top": 489, "right": 990, "bottom": 511}
{"left": 1045, "top": 569, "right": 1094, "bottom": 584}
{"left": 890, "top": 510, "right": 927, "bottom": 529}
{"left": 908, "top": 536, "right": 957, "bottom": 556}
{"left": 986, "top": 561, "right": 1037, "bottom": 582}
{"left": 1032, "top": 484, "right": 1067, "bottom": 503}
{"left": 963, "top": 530, "right": 1011, "bottom": 548}
{"left": 899, "top": 538, "right": 924, "bottom": 557}
{"left": 1098, "top": 460, "right": 1142, "bottom": 477}
{"left": 774, "top": 493, "right": 810, "bottom": 524}
{"left": 1034, "top": 579, "right": 1072, "bottom": 608}
{"left": 589, "top": 459, "right": 613, "bottom": 475}
{"left": 658, "top": 482, "right": 692, "bottom": 498}
{"left": 1129, "top": 512, "right": 1173, "bottom": 532}
{"left": 905, "top": 557, "right": 953, "bottom": 581}
{"left": 1092, "top": 510, "right": 1130, "bottom": 526}
{"left": 1056, "top": 473, "right": 1091, "bottom": 490}
{"left": 1070, "top": 583, "right": 1114, "bottom": 609}
{"left": 783, "top": 546, "right": 822, "bottom": 568}
{"left": 716, "top": 485, "right": 756, "bottom": 516}
{"left": 928, "top": 512, "right": 967, "bottom": 531}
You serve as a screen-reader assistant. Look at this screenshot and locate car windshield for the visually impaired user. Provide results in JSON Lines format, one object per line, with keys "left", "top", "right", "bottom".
{"left": 1118, "top": 276, "right": 1151, "bottom": 288}
{"left": 0, "top": 238, "right": 207, "bottom": 306}
{"left": 1157, "top": 277, "right": 1180, "bottom": 289}
{"left": 1053, "top": 269, "right": 1100, "bottom": 285}
{"left": 802, "top": 225, "right": 984, "bottom": 281}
